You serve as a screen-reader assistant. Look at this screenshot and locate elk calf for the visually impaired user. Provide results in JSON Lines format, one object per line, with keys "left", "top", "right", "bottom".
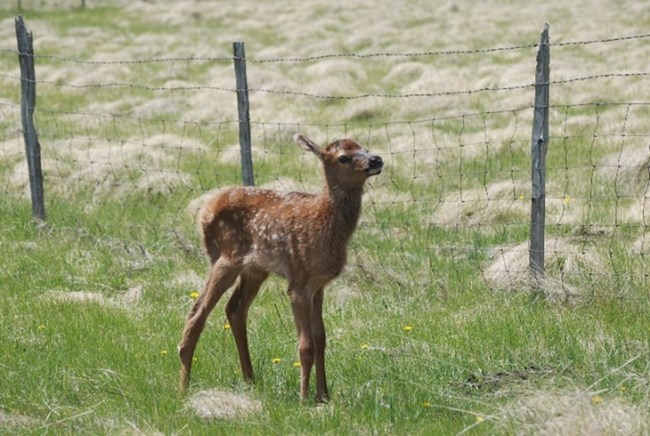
{"left": 178, "top": 134, "right": 383, "bottom": 402}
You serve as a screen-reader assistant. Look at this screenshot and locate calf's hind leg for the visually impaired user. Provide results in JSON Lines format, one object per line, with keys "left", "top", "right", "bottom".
{"left": 225, "top": 268, "right": 268, "bottom": 381}
{"left": 311, "top": 288, "right": 329, "bottom": 402}
{"left": 178, "top": 257, "right": 241, "bottom": 392}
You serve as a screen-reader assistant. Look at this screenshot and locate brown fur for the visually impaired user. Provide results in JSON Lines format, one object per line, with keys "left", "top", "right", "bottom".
{"left": 178, "top": 134, "right": 383, "bottom": 402}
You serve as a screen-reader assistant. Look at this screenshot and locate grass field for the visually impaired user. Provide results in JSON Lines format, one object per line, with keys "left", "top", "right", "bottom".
{"left": 1, "top": 0, "right": 650, "bottom": 434}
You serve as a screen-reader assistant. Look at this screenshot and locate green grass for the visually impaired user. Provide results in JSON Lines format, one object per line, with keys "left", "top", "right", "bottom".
{"left": 3, "top": 182, "right": 649, "bottom": 431}
{"left": 2, "top": 1, "right": 650, "bottom": 434}
{"left": 2, "top": 175, "right": 648, "bottom": 434}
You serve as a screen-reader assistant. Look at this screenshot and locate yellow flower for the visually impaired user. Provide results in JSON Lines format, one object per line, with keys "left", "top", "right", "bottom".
{"left": 518, "top": 194, "right": 525, "bottom": 201}
{"left": 403, "top": 324, "right": 413, "bottom": 332}
{"left": 592, "top": 395, "right": 603, "bottom": 404}
{"left": 293, "top": 361, "right": 301, "bottom": 368}
{"left": 422, "top": 401, "right": 431, "bottom": 408}
{"left": 361, "top": 344, "right": 369, "bottom": 350}
{"left": 223, "top": 323, "right": 231, "bottom": 330}
{"left": 189, "top": 291, "right": 200, "bottom": 299}
{"left": 37, "top": 324, "right": 46, "bottom": 331}
{"left": 159, "top": 350, "right": 168, "bottom": 356}
{"left": 563, "top": 195, "right": 571, "bottom": 205}
{"left": 476, "top": 415, "right": 485, "bottom": 423}
{"left": 272, "top": 357, "right": 282, "bottom": 364}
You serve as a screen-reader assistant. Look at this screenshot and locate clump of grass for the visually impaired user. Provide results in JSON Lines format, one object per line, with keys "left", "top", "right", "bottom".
{"left": 496, "top": 388, "right": 649, "bottom": 435}
{"left": 482, "top": 237, "right": 605, "bottom": 296}
{"left": 44, "top": 284, "right": 143, "bottom": 308}
{"left": 186, "top": 389, "right": 263, "bottom": 420}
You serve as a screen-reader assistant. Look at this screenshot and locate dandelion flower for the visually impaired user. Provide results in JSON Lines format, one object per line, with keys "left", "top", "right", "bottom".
{"left": 518, "top": 194, "right": 525, "bottom": 201}
{"left": 592, "top": 395, "right": 603, "bottom": 404}
{"left": 563, "top": 195, "right": 572, "bottom": 205}
{"left": 223, "top": 323, "right": 231, "bottom": 330}
{"left": 422, "top": 401, "right": 431, "bottom": 408}
{"left": 159, "top": 350, "right": 168, "bottom": 356}
{"left": 361, "top": 344, "right": 369, "bottom": 350}
{"left": 37, "top": 324, "right": 46, "bottom": 331}
{"left": 403, "top": 324, "right": 413, "bottom": 332}
{"left": 272, "top": 357, "right": 282, "bottom": 364}
{"left": 293, "top": 361, "right": 301, "bottom": 368}
{"left": 476, "top": 415, "right": 485, "bottom": 423}
{"left": 189, "top": 291, "right": 200, "bottom": 299}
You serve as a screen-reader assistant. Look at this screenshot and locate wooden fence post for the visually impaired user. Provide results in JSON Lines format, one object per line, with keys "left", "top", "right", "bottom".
{"left": 15, "top": 16, "right": 46, "bottom": 222}
{"left": 530, "top": 23, "right": 550, "bottom": 281}
{"left": 233, "top": 41, "right": 255, "bottom": 186}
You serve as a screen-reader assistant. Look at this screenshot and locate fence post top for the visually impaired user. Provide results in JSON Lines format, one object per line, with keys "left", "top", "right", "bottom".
{"left": 15, "top": 15, "right": 26, "bottom": 29}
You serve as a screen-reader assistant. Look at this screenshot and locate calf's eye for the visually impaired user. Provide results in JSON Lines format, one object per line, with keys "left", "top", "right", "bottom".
{"left": 338, "top": 155, "right": 352, "bottom": 164}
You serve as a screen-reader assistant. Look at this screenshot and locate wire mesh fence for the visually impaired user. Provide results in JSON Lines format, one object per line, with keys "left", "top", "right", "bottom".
{"left": 2, "top": 17, "right": 649, "bottom": 296}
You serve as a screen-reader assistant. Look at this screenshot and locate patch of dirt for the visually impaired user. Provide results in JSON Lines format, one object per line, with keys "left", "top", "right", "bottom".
{"left": 462, "top": 365, "right": 555, "bottom": 391}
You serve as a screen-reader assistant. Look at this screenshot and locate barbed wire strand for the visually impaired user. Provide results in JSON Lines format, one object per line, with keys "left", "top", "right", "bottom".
{"left": 2, "top": 32, "right": 650, "bottom": 65}
{"left": 2, "top": 71, "right": 649, "bottom": 100}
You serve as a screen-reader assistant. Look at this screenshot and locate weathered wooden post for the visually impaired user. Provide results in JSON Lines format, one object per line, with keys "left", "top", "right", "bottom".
{"left": 233, "top": 41, "right": 255, "bottom": 186}
{"left": 15, "top": 16, "right": 46, "bottom": 222}
{"left": 530, "top": 24, "right": 550, "bottom": 281}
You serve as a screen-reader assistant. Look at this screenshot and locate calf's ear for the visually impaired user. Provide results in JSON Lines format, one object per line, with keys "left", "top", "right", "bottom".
{"left": 294, "top": 134, "right": 322, "bottom": 160}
